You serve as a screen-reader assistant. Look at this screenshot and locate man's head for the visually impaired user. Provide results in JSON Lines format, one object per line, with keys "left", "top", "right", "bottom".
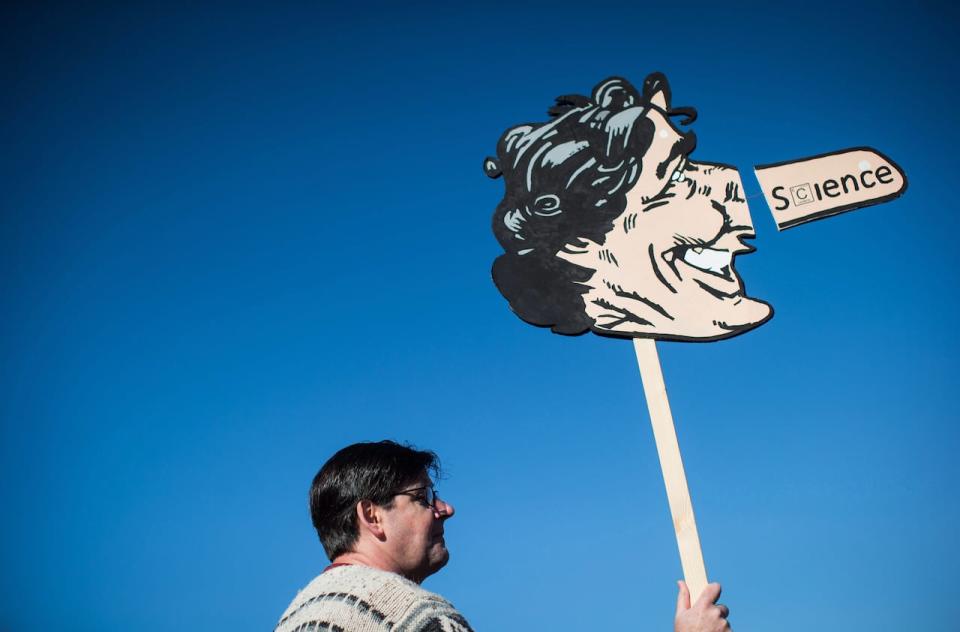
{"left": 487, "top": 73, "right": 772, "bottom": 341}
{"left": 309, "top": 440, "right": 454, "bottom": 582}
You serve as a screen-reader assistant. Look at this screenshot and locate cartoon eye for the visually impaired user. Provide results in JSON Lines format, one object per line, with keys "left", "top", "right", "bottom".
{"left": 533, "top": 194, "right": 562, "bottom": 216}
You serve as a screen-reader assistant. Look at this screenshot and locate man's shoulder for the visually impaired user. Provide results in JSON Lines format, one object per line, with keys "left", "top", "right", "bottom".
{"left": 275, "top": 565, "right": 472, "bottom": 632}
{"left": 393, "top": 593, "right": 474, "bottom": 632}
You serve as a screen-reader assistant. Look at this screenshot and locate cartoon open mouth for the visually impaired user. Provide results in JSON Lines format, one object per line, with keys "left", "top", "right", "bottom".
{"left": 677, "top": 247, "right": 735, "bottom": 279}
{"left": 662, "top": 227, "right": 757, "bottom": 297}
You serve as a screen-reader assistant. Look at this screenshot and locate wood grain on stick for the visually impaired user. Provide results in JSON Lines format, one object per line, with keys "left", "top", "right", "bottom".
{"left": 633, "top": 337, "right": 708, "bottom": 602}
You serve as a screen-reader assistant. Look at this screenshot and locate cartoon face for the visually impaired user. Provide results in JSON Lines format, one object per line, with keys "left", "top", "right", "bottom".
{"left": 557, "top": 99, "right": 772, "bottom": 340}
{"left": 488, "top": 73, "right": 773, "bottom": 341}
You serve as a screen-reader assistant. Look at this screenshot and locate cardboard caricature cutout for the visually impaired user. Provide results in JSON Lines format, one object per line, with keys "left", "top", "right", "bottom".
{"left": 485, "top": 73, "right": 773, "bottom": 342}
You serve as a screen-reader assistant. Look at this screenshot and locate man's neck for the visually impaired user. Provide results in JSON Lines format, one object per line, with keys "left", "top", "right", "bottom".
{"left": 332, "top": 551, "right": 422, "bottom": 584}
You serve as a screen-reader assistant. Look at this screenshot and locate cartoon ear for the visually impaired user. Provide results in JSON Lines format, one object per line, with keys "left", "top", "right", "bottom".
{"left": 483, "top": 156, "right": 502, "bottom": 179}
{"left": 643, "top": 72, "right": 672, "bottom": 110}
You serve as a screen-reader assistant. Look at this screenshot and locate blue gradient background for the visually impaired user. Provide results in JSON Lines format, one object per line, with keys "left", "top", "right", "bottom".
{"left": 3, "top": 2, "right": 958, "bottom": 630}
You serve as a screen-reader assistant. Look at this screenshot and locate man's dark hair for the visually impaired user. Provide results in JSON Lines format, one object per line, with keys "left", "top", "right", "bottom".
{"left": 309, "top": 440, "right": 441, "bottom": 560}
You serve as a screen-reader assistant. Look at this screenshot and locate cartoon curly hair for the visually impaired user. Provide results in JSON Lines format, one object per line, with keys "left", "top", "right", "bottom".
{"left": 486, "top": 72, "right": 696, "bottom": 335}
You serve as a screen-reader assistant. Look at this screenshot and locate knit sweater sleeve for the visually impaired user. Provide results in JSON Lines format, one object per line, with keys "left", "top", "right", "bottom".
{"left": 393, "top": 595, "right": 475, "bottom": 632}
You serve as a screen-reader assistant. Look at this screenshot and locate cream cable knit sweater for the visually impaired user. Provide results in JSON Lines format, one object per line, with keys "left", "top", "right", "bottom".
{"left": 275, "top": 565, "right": 474, "bottom": 632}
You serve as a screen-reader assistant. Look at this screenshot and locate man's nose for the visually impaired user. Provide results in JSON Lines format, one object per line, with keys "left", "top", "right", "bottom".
{"left": 434, "top": 498, "right": 455, "bottom": 519}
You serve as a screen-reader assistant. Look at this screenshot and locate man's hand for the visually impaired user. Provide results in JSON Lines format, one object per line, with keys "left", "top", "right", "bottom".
{"left": 674, "top": 581, "right": 731, "bottom": 632}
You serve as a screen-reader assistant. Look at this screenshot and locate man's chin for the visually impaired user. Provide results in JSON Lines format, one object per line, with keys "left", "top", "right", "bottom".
{"left": 431, "top": 538, "right": 449, "bottom": 559}
{"left": 430, "top": 550, "right": 450, "bottom": 573}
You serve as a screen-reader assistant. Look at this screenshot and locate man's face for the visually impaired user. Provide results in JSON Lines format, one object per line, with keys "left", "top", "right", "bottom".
{"left": 565, "top": 96, "right": 772, "bottom": 340}
{"left": 380, "top": 474, "right": 454, "bottom": 583}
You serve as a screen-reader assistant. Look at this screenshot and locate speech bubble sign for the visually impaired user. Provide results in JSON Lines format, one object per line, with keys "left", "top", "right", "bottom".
{"left": 754, "top": 147, "right": 907, "bottom": 230}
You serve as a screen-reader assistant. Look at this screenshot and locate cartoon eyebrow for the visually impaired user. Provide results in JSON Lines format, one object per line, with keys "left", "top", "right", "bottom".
{"left": 647, "top": 102, "right": 698, "bottom": 126}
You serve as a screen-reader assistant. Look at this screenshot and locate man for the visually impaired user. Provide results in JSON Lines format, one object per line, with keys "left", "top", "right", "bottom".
{"left": 275, "top": 440, "right": 731, "bottom": 632}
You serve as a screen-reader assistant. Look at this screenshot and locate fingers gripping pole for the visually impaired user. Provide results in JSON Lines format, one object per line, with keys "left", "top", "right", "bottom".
{"left": 633, "top": 338, "right": 708, "bottom": 602}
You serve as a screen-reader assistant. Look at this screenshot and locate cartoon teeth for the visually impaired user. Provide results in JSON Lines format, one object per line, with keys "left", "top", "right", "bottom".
{"left": 670, "top": 158, "right": 687, "bottom": 182}
{"left": 681, "top": 247, "right": 732, "bottom": 276}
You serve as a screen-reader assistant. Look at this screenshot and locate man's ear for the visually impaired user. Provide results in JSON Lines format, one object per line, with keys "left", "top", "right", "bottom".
{"left": 355, "top": 500, "right": 387, "bottom": 540}
{"left": 643, "top": 72, "right": 672, "bottom": 111}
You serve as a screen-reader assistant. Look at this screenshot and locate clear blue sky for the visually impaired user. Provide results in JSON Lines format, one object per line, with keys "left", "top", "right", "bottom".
{"left": 3, "top": 2, "right": 958, "bottom": 630}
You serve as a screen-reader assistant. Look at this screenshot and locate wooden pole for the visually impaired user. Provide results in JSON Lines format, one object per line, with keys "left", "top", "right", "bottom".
{"left": 633, "top": 337, "right": 708, "bottom": 601}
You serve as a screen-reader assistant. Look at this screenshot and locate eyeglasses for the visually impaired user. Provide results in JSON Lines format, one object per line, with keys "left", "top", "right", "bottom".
{"left": 394, "top": 485, "right": 440, "bottom": 510}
